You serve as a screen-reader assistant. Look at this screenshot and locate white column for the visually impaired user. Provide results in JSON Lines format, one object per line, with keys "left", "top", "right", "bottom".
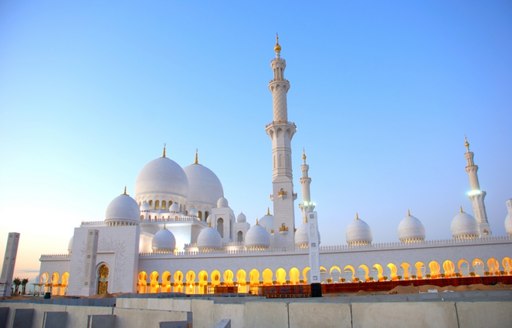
{"left": 464, "top": 138, "right": 491, "bottom": 236}
{"left": 0, "top": 232, "right": 20, "bottom": 296}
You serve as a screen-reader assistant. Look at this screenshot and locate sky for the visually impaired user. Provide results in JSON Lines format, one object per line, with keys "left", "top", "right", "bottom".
{"left": 0, "top": 1, "right": 511, "bottom": 280}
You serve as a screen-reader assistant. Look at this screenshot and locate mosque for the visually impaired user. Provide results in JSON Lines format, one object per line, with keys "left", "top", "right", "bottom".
{"left": 39, "top": 38, "right": 512, "bottom": 297}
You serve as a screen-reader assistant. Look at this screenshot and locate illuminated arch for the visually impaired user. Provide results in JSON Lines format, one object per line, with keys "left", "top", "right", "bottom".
{"left": 211, "top": 270, "right": 221, "bottom": 286}
{"left": 51, "top": 272, "right": 60, "bottom": 295}
{"left": 372, "top": 264, "right": 384, "bottom": 281}
{"left": 198, "top": 270, "right": 208, "bottom": 294}
{"left": 387, "top": 263, "right": 398, "bottom": 280}
{"left": 502, "top": 257, "right": 512, "bottom": 274}
{"left": 276, "top": 268, "right": 287, "bottom": 284}
{"left": 330, "top": 266, "right": 342, "bottom": 282}
{"left": 428, "top": 261, "right": 441, "bottom": 278}
{"left": 457, "top": 259, "right": 470, "bottom": 276}
{"left": 415, "top": 262, "right": 425, "bottom": 279}
{"left": 161, "top": 271, "right": 171, "bottom": 292}
{"left": 343, "top": 265, "right": 355, "bottom": 282}
{"left": 262, "top": 268, "right": 273, "bottom": 285}
{"left": 289, "top": 267, "right": 300, "bottom": 284}
{"left": 185, "top": 271, "right": 196, "bottom": 294}
{"left": 249, "top": 269, "right": 260, "bottom": 286}
{"left": 302, "top": 267, "right": 311, "bottom": 283}
{"left": 61, "top": 272, "right": 70, "bottom": 296}
{"left": 472, "top": 258, "right": 484, "bottom": 276}
{"left": 173, "top": 271, "right": 183, "bottom": 292}
{"left": 150, "top": 271, "right": 159, "bottom": 293}
{"left": 97, "top": 264, "right": 109, "bottom": 295}
{"left": 358, "top": 264, "right": 370, "bottom": 281}
{"left": 400, "top": 262, "right": 411, "bottom": 280}
{"left": 487, "top": 258, "right": 500, "bottom": 275}
{"left": 442, "top": 260, "right": 455, "bottom": 277}
{"left": 138, "top": 271, "right": 147, "bottom": 293}
{"left": 236, "top": 270, "right": 247, "bottom": 293}
{"left": 320, "top": 266, "right": 328, "bottom": 283}
{"left": 223, "top": 270, "right": 234, "bottom": 285}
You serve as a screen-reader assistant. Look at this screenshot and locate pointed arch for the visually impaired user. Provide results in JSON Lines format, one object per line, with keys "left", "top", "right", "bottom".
{"left": 150, "top": 271, "right": 160, "bottom": 293}
{"left": 223, "top": 270, "right": 234, "bottom": 285}
{"left": 211, "top": 270, "right": 221, "bottom": 287}
{"left": 262, "top": 268, "right": 273, "bottom": 285}
{"left": 302, "top": 267, "right": 311, "bottom": 283}
{"left": 372, "top": 264, "right": 384, "bottom": 281}
{"left": 487, "top": 258, "right": 500, "bottom": 275}
{"left": 387, "top": 263, "right": 398, "bottom": 281}
{"left": 249, "top": 269, "right": 260, "bottom": 286}
{"left": 457, "top": 259, "right": 470, "bottom": 276}
{"left": 472, "top": 258, "right": 484, "bottom": 276}
{"left": 343, "top": 265, "right": 355, "bottom": 282}
{"left": 161, "top": 271, "right": 171, "bottom": 292}
{"left": 502, "top": 257, "right": 512, "bottom": 274}
{"left": 400, "top": 262, "right": 411, "bottom": 280}
{"left": 185, "top": 271, "right": 196, "bottom": 294}
{"left": 358, "top": 264, "right": 370, "bottom": 281}
{"left": 138, "top": 271, "right": 148, "bottom": 294}
{"left": 198, "top": 270, "right": 208, "bottom": 294}
{"left": 443, "top": 260, "right": 455, "bottom": 277}
{"left": 414, "top": 262, "right": 425, "bottom": 279}
{"left": 276, "top": 268, "right": 287, "bottom": 284}
{"left": 428, "top": 261, "right": 441, "bottom": 278}
{"left": 173, "top": 271, "right": 183, "bottom": 293}
{"left": 330, "top": 266, "right": 342, "bottom": 282}
{"left": 289, "top": 267, "right": 300, "bottom": 284}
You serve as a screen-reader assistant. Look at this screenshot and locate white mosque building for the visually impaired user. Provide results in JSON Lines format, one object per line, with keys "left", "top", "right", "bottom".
{"left": 39, "top": 39, "right": 512, "bottom": 297}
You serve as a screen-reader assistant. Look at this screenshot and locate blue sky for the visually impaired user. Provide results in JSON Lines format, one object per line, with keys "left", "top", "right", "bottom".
{"left": 1, "top": 1, "right": 511, "bottom": 279}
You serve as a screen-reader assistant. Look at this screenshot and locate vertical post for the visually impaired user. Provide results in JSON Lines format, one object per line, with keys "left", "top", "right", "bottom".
{"left": 307, "top": 211, "right": 322, "bottom": 297}
{"left": 0, "top": 232, "right": 20, "bottom": 296}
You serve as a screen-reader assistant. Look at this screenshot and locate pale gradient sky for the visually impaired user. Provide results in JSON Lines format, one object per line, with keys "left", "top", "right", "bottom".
{"left": 1, "top": 1, "right": 511, "bottom": 280}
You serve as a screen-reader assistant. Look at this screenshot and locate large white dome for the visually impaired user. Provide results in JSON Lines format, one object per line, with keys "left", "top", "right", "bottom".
{"left": 295, "top": 222, "right": 309, "bottom": 248}
{"left": 346, "top": 214, "right": 372, "bottom": 246}
{"left": 184, "top": 162, "right": 224, "bottom": 208}
{"left": 259, "top": 209, "right": 274, "bottom": 232}
{"left": 245, "top": 222, "right": 271, "bottom": 249}
{"left": 152, "top": 227, "right": 176, "bottom": 252}
{"left": 105, "top": 192, "right": 140, "bottom": 226}
{"left": 197, "top": 226, "right": 222, "bottom": 249}
{"left": 135, "top": 155, "right": 189, "bottom": 199}
{"left": 397, "top": 211, "right": 425, "bottom": 243}
{"left": 451, "top": 208, "right": 479, "bottom": 239}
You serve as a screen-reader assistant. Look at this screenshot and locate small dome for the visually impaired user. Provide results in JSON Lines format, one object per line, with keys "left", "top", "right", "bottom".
{"left": 169, "top": 202, "right": 180, "bottom": 213}
{"left": 152, "top": 227, "right": 176, "bottom": 252}
{"left": 259, "top": 209, "right": 274, "bottom": 231}
{"left": 105, "top": 192, "right": 140, "bottom": 226}
{"left": 140, "top": 201, "right": 151, "bottom": 212}
{"left": 346, "top": 214, "right": 372, "bottom": 246}
{"left": 295, "top": 222, "right": 309, "bottom": 248}
{"left": 184, "top": 162, "right": 224, "bottom": 209}
{"left": 237, "top": 212, "right": 247, "bottom": 223}
{"left": 197, "top": 227, "right": 222, "bottom": 249}
{"left": 206, "top": 215, "right": 212, "bottom": 225}
{"left": 451, "top": 208, "right": 479, "bottom": 239}
{"left": 245, "top": 222, "right": 271, "bottom": 249}
{"left": 397, "top": 211, "right": 425, "bottom": 243}
{"left": 188, "top": 206, "right": 198, "bottom": 217}
{"left": 217, "top": 197, "right": 229, "bottom": 208}
{"left": 135, "top": 155, "right": 189, "bottom": 199}
{"left": 505, "top": 200, "right": 512, "bottom": 236}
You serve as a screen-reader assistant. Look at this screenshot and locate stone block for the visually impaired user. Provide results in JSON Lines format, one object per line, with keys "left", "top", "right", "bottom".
{"left": 457, "top": 301, "right": 512, "bottom": 328}
{"left": 214, "top": 319, "right": 231, "bottom": 328}
{"left": 352, "top": 302, "right": 457, "bottom": 328}
{"left": 244, "top": 301, "right": 288, "bottom": 328}
{"left": 289, "top": 302, "right": 351, "bottom": 328}
{"left": 88, "top": 314, "right": 116, "bottom": 328}
{"left": 114, "top": 308, "right": 190, "bottom": 328}
{"left": 13, "top": 308, "right": 34, "bottom": 328}
{"left": 159, "top": 321, "right": 189, "bottom": 328}
{"left": 0, "top": 307, "right": 9, "bottom": 328}
{"left": 43, "top": 311, "right": 67, "bottom": 328}
{"left": 213, "top": 303, "right": 244, "bottom": 328}
{"left": 191, "top": 299, "right": 214, "bottom": 328}
{"left": 65, "top": 305, "right": 113, "bottom": 327}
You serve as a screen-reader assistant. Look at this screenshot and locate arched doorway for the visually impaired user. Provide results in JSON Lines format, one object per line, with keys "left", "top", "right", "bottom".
{"left": 97, "top": 263, "right": 109, "bottom": 294}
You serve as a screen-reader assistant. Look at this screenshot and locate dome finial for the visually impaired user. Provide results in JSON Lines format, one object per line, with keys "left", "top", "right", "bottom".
{"left": 355, "top": 212, "right": 359, "bottom": 220}
{"left": 267, "top": 207, "right": 271, "bottom": 216}
{"left": 302, "top": 148, "right": 307, "bottom": 164}
{"left": 464, "top": 136, "right": 470, "bottom": 152}
{"left": 194, "top": 148, "right": 199, "bottom": 164}
{"left": 407, "top": 209, "right": 411, "bottom": 216}
{"left": 123, "top": 186, "right": 127, "bottom": 195}
{"left": 162, "top": 143, "right": 167, "bottom": 158}
{"left": 460, "top": 206, "right": 464, "bottom": 213}
{"left": 256, "top": 218, "right": 259, "bottom": 225}
{"left": 274, "top": 33, "right": 281, "bottom": 56}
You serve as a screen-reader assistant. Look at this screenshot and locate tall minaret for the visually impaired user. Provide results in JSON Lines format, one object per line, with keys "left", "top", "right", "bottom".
{"left": 266, "top": 35, "right": 297, "bottom": 249}
{"left": 464, "top": 137, "right": 491, "bottom": 236}
{"left": 299, "top": 150, "right": 314, "bottom": 223}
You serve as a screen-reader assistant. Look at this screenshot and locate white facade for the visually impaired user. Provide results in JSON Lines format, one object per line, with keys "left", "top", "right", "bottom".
{"left": 38, "top": 40, "right": 512, "bottom": 296}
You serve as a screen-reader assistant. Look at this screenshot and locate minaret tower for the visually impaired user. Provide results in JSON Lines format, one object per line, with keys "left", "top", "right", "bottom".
{"left": 266, "top": 35, "right": 297, "bottom": 249}
{"left": 464, "top": 137, "right": 491, "bottom": 236}
{"left": 299, "top": 150, "right": 314, "bottom": 222}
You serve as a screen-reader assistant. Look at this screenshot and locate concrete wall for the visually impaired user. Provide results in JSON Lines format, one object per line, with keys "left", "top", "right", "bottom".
{"left": 1, "top": 298, "right": 511, "bottom": 328}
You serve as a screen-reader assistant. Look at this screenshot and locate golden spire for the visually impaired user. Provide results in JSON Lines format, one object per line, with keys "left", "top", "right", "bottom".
{"left": 407, "top": 209, "right": 411, "bottom": 216}
{"left": 464, "top": 136, "right": 470, "bottom": 152}
{"left": 256, "top": 218, "right": 259, "bottom": 225}
{"left": 302, "top": 148, "right": 307, "bottom": 164}
{"left": 123, "top": 186, "right": 127, "bottom": 195}
{"left": 274, "top": 33, "right": 281, "bottom": 55}
{"left": 162, "top": 143, "right": 167, "bottom": 157}
{"left": 267, "top": 207, "right": 271, "bottom": 216}
{"left": 355, "top": 212, "right": 359, "bottom": 220}
{"left": 194, "top": 148, "right": 199, "bottom": 164}
{"left": 460, "top": 206, "right": 464, "bottom": 213}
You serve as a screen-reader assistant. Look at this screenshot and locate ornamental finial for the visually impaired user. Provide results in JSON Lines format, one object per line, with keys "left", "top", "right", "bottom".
{"left": 460, "top": 206, "right": 464, "bottom": 213}
{"left": 123, "top": 186, "right": 127, "bottom": 195}
{"left": 274, "top": 33, "right": 281, "bottom": 56}
{"left": 407, "top": 209, "right": 411, "bottom": 216}
{"left": 194, "top": 148, "right": 199, "bottom": 164}
{"left": 163, "top": 143, "right": 167, "bottom": 157}
{"left": 355, "top": 212, "right": 359, "bottom": 220}
{"left": 267, "top": 207, "right": 271, "bottom": 216}
{"left": 464, "top": 136, "right": 470, "bottom": 152}
{"left": 302, "top": 148, "right": 307, "bottom": 164}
